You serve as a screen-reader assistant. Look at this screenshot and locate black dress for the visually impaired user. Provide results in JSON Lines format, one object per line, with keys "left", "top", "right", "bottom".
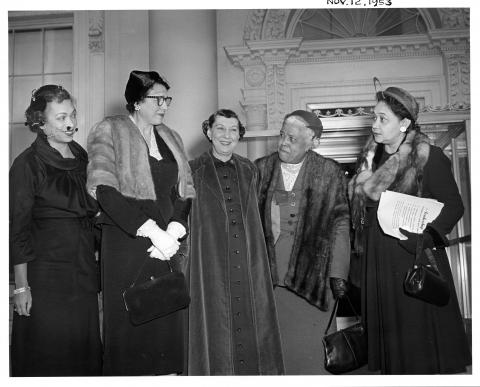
{"left": 96, "top": 130, "right": 191, "bottom": 376}
{"left": 362, "top": 146, "right": 471, "bottom": 374}
{"left": 10, "top": 134, "right": 102, "bottom": 376}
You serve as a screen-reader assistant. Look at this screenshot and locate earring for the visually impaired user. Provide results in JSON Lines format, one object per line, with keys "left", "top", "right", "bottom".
{"left": 134, "top": 104, "right": 140, "bottom": 111}
{"left": 400, "top": 126, "right": 407, "bottom": 133}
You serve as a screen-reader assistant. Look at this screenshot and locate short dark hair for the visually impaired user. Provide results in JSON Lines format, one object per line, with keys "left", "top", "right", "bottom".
{"left": 125, "top": 70, "right": 170, "bottom": 113}
{"left": 202, "top": 109, "right": 246, "bottom": 141}
{"left": 376, "top": 91, "right": 419, "bottom": 132}
{"left": 24, "top": 85, "right": 72, "bottom": 133}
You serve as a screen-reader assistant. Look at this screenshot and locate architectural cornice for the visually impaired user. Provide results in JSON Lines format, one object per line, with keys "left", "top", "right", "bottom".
{"left": 226, "top": 34, "right": 469, "bottom": 68}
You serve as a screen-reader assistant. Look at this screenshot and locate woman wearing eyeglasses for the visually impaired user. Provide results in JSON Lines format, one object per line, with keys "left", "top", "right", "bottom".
{"left": 86, "top": 70, "right": 195, "bottom": 375}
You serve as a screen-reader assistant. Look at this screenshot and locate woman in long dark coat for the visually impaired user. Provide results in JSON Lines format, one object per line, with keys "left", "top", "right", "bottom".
{"left": 86, "top": 70, "right": 195, "bottom": 375}
{"left": 10, "top": 85, "right": 102, "bottom": 376}
{"left": 349, "top": 81, "right": 471, "bottom": 374}
{"left": 186, "top": 109, "right": 284, "bottom": 375}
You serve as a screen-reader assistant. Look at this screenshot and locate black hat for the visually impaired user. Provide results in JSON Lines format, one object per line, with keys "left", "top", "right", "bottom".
{"left": 124, "top": 70, "right": 169, "bottom": 104}
{"left": 284, "top": 110, "right": 323, "bottom": 137}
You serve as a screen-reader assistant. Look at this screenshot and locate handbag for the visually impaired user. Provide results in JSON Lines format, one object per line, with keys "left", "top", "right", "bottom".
{"left": 322, "top": 295, "right": 367, "bottom": 374}
{"left": 122, "top": 259, "right": 190, "bottom": 326}
{"left": 403, "top": 233, "right": 450, "bottom": 307}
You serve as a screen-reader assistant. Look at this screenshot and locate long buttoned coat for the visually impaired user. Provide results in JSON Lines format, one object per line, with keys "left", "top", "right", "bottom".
{"left": 185, "top": 151, "right": 284, "bottom": 375}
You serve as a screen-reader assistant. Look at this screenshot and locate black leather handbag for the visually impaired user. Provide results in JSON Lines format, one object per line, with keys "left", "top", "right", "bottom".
{"left": 322, "top": 295, "right": 367, "bottom": 374}
{"left": 122, "top": 259, "right": 190, "bottom": 326}
{"left": 403, "top": 233, "right": 450, "bottom": 307}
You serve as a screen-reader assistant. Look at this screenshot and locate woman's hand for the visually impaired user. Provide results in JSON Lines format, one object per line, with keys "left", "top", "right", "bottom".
{"left": 399, "top": 228, "right": 434, "bottom": 254}
{"left": 147, "top": 245, "right": 170, "bottom": 261}
{"left": 13, "top": 289, "right": 32, "bottom": 317}
{"left": 137, "top": 219, "right": 179, "bottom": 258}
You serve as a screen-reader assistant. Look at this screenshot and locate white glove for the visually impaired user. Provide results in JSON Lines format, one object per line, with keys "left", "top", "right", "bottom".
{"left": 166, "top": 221, "right": 186, "bottom": 240}
{"left": 137, "top": 219, "right": 179, "bottom": 258}
{"left": 147, "top": 245, "right": 169, "bottom": 260}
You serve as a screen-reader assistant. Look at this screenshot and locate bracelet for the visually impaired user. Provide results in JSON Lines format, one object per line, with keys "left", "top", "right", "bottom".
{"left": 13, "top": 286, "right": 31, "bottom": 295}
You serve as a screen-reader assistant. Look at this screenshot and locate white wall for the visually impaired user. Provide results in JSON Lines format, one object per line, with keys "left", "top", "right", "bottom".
{"left": 149, "top": 10, "right": 218, "bottom": 159}
{"left": 216, "top": 10, "right": 250, "bottom": 157}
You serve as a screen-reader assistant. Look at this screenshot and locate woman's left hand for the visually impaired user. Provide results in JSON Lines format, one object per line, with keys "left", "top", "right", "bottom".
{"left": 13, "top": 289, "right": 32, "bottom": 317}
{"left": 147, "top": 245, "right": 170, "bottom": 261}
{"left": 399, "top": 228, "right": 434, "bottom": 254}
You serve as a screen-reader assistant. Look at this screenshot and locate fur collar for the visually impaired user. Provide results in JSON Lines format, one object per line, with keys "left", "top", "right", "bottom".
{"left": 87, "top": 115, "right": 195, "bottom": 200}
{"left": 349, "top": 130, "right": 431, "bottom": 236}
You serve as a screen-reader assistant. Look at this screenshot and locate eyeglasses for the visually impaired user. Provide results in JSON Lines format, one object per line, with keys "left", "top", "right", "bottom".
{"left": 144, "top": 95, "right": 173, "bottom": 106}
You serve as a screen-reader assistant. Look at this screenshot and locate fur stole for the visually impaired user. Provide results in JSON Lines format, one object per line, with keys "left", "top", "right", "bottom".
{"left": 349, "top": 130, "right": 431, "bottom": 250}
{"left": 86, "top": 115, "right": 195, "bottom": 200}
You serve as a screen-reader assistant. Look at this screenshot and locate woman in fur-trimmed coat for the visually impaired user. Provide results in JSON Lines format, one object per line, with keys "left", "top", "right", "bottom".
{"left": 87, "top": 71, "right": 195, "bottom": 375}
{"left": 349, "top": 84, "right": 471, "bottom": 374}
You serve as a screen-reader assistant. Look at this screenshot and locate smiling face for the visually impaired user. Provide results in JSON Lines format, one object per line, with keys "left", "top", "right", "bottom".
{"left": 207, "top": 116, "right": 240, "bottom": 161}
{"left": 371, "top": 100, "right": 407, "bottom": 150}
{"left": 40, "top": 99, "right": 77, "bottom": 145}
{"left": 277, "top": 116, "right": 314, "bottom": 164}
{"left": 136, "top": 83, "right": 170, "bottom": 126}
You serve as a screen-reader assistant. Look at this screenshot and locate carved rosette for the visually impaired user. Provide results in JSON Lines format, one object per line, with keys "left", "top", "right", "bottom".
{"left": 245, "top": 66, "right": 266, "bottom": 88}
{"left": 88, "top": 10, "right": 105, "bottom": 53}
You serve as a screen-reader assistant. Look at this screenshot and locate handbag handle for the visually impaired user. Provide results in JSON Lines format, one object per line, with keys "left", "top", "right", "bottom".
{"left": 324, "top": 294, "right": 361, "bottom": 335}
{"left": 414, "top": 233, "right": 442, "bottom": 275}
{"left": 128, "top": 258, "right": 173, "bottom": 288}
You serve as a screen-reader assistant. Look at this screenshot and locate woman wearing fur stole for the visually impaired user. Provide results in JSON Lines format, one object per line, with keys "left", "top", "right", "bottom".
{"left": 86, "top": 70, "right": 195, "bottom": 375}
{"left": 349, "top": 80, "right": 471, "bottom": 374}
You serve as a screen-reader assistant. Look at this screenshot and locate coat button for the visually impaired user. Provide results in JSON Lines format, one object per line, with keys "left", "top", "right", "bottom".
{"left": 290, "top": 213, "right": 295, "bottom": 217}
{"left": 233, "top": 234, "right": 239, "bottom": 238}
{"left": 225, "top": 186, "right": 231, "bottom": 191}
{"left": 231, "top": 219, "right": 237, "bottom": 225}
{"left": 229, "top": 208, "right": 234, "bottom": 213}
{"left": 234, "top": 250, "right": 240, "bottom": 254}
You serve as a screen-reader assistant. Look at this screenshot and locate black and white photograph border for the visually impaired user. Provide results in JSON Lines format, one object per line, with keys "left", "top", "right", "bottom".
{"left": 2, "top": 0, "right": 478, "bottom": 386}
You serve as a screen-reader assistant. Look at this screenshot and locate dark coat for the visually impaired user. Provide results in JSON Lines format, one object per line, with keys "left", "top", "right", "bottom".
{"left": 186, "top": 151, "right": 284, "bottom": 375}
{"left": 358, "top": 144, "right": 471, "bottom": 374}
{"left": 255, "top": 151, "right": 350, "bottom": 311}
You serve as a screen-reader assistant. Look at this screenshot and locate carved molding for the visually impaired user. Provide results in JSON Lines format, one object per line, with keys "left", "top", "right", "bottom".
{"left": 438, "top": 9, "right": 470, "bottom": 29}
{"left": 266, "top": 64, "right": 287, "bottom": 132}
{"left": 243, "top": 9, "right": 266, "bottom": 41}
{"left": 262, "top": 10, "right": 290, "bottom": 40}
{"left": 241, "top": 103, "right": 267, "bottom": 130}
{"left": 88, "top": 10, "right": 104, "bottom": 53}
{"left": 244, "top": 9, "right": 470, "bottom": 41}
{"left": 245, "top": 66, "right": 266, "bottom": 88}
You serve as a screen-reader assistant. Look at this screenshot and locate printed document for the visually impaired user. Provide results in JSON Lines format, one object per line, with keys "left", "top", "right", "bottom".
{"left": 377, "top": 190, "right": 444, "bottom": 240}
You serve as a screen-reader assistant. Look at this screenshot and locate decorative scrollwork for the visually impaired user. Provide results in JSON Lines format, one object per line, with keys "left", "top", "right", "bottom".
{"left": 311, "top": 106, "right": 374, "bottom": 118}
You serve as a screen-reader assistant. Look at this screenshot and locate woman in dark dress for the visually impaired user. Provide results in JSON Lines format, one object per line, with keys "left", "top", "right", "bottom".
{"left": 10, "top": 85, "right": 102, "bottom": 376}
{"left": 349, "top": 80, "right": 471, "bottom": 374}
{"left": 86, "top": 70, "right": 195, "bottom": 375}
{"left": 186, "top": 109, "right": 284, "bottom": 375}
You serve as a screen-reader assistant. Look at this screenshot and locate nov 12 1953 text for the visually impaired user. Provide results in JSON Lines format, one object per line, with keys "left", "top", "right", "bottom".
{"left": 325, "top": 0, "right": 393, "bottom": 6}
